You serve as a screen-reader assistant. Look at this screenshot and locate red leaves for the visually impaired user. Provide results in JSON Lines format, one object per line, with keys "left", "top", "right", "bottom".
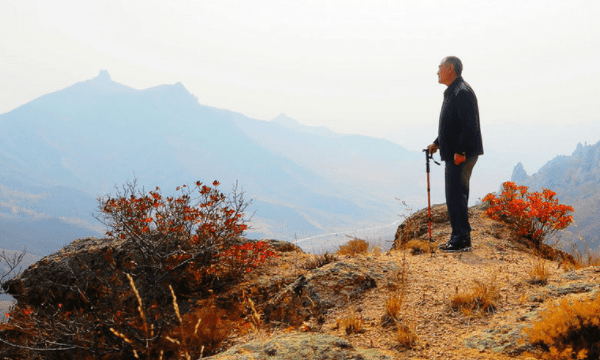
{"left": 97, "top": 179, "right": 258, "bottom": 282}
{"left": 483, "top": 181, "right": 574, "bottom": 245}
{"left": 100, "top": 180, "right": 247, "bottom": 243}
{"left": 216, "top": 241, "right": 278, "bottom": 272}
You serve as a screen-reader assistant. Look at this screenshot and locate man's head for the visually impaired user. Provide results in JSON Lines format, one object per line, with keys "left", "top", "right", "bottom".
{"left": 437, "top": 56, "right": 462, "bottom": 86}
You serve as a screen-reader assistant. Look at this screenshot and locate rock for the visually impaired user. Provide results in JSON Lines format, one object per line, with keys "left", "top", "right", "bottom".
{"left": 392, "top": 204, "right": 448, "bottom": 249}
{"left": 392, "top": 203, "right": 488, "bottom": 248}
{"left": 2, "top": 236, "right": 299, "bottom": 308}
{"left": 547, "top": 283, "right": 598, "bottom": 296}
{"left": 203, "top": 333, "right": 393, "bottom": 360}
{"left": 264, "top": 261, "right": 381, "bottom": 325}
{"left": 2, "top": 237, "right": 122, "bottom": 306}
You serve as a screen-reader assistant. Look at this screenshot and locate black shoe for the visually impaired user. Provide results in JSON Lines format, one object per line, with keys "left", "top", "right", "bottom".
{"left": 462, "top": 236, "right": 472, "bottom": 252}
{"left": 440, "top": 241, "right": 470, "bottom": 253}
{"left": 438, "top": 241, "right": 452, "bottom": 250}
{"left": 439, "top": 236, "right": 458, "bottom": 250}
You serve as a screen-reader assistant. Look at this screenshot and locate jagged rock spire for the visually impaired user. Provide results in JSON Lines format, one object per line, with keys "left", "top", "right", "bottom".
{"left": 511, "top": 162, "right": 529, "bottom": 183}
{"left": 96, "top": 69, "right": 111, "bottom": 82}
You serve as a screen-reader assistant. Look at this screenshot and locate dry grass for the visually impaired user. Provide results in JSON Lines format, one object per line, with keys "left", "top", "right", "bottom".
{"left": 524, "top": 295, "right": 600, "bottom": 360}
{"left": 404, "top": 239, "right": 434, "bottom": 255}
{"left": 396, "top": 323, "right": 420, "bottom": 349}
{"left": 302, "top": 252, "right": 338, "bottom": 270}
{"left": 108, "top": 275, "right": 237, "bottom": 359}
{"left": 450, "top": 274, "right": 500, "bottom": 316}
{"left": 572, "top": 243, "right": 600, "bottom": 268}
{"left": 335, "top": 313, "right": 364, "bottom": 335}
{"left": 384, "top": 293, "right": 403, "bottom": 323}
{"left": 527, "top": 259, "right": 549, "bottom": 285}
{"left": 337, "top": 238, "right": 370, "bottom": 256}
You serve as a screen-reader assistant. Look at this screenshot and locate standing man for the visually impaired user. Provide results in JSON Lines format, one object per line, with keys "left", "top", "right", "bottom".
{"left": 428, "top": 56, "right": 483, "bottom": 252}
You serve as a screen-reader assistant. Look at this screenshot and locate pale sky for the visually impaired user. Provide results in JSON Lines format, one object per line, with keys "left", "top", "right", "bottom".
{"left": 2, "top": 0, "right": 599, "bottom": 154}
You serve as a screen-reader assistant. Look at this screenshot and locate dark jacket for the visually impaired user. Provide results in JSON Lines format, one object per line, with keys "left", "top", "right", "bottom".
{"left": 433, "top": 77, "right": 484, "bottom": 162}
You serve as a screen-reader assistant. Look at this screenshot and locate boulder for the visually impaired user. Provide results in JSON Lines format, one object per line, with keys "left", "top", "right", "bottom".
{"left": 264, "top": 261, "right": 388, "bottom": 325}
{"left": 204, "top": 333, "right": 393, "bottom": 360}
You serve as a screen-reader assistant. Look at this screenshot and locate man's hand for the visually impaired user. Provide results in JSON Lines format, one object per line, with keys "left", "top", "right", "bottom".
{"left": 454, "top": 153, "right": 466, "bottom": 165}
{"left": 427, "top": 143, "right": 439, "bottom": 155}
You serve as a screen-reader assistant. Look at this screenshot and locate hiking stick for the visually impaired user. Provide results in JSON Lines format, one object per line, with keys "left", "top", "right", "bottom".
{"left": 423, "top": 149, "right": 440, "bottom": 242}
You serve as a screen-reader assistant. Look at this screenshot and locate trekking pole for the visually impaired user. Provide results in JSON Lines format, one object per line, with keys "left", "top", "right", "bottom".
{"left": 422, "top": 149, "right": 440, "bottom": 242}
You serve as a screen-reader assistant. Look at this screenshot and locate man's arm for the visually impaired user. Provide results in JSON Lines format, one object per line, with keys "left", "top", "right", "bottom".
{"left": 454, "top": 89, "right": 479, "bottom": 156}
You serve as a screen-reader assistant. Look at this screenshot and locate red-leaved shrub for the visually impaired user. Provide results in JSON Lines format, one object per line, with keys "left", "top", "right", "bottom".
{"left": 482, "top": 181, "right": 574, "bottom": 246}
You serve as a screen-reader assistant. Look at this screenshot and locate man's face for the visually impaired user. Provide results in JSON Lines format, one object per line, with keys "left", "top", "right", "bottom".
{"left": 437, "top": 61, "right": 454, "bottom": 85}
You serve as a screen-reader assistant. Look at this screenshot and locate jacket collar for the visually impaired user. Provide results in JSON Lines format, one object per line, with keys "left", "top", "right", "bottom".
{"left": 444, "top": 76, "right": 463, "bottom": 96}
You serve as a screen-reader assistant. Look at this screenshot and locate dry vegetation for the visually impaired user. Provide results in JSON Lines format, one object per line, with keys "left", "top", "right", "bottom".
{"left": 2, "top": 190, "right": 600, "bottom": 359}
{"left": 336, "top": 237, "right": 370, "bottom": 256}
{"left": 524, "top": 295, "right": 600, "bottom": 360}
{"left": 449, "top": 274, "right": 500, "bottom": 316}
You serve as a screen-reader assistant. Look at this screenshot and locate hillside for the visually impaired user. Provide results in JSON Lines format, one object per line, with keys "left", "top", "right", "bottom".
{"left": 511, "top": 140, "right": 600, "bottom": 250}
{"left": 2, "top": 204, "right": 596, "bottom": 359}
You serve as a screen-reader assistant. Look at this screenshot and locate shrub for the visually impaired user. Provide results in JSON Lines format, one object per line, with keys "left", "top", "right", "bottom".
{"left": 337, "top": 238, "right": 369, "bottom": 256}
{"left": 483, "top": 181, "right": 574, "bottom": 247}
{"left": 524, "top": 295, "right": 600, "bottom": 359}
{"left": 0, "top": 180, "right": 277, "bottom": 359}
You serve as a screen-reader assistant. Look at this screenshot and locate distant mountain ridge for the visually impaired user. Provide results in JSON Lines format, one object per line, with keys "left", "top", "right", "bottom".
{"left": 511, "top": 140, "right": 600, "bottom": 250}
{"left": 1, "top": 70, "right": 437, "bottom": 255}
{"left": 3, "top": 70, "right": 557, "bottom": 256}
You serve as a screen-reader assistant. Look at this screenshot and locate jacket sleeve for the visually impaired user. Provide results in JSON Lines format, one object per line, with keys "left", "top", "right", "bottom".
{"left": 454, "top": 90, "right": 479, "bottom": 155}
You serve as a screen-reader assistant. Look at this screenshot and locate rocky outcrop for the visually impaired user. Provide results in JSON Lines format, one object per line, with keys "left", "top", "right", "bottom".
{"left": 204, "top": 333, "right": 393, "bottom": 360}
{"left": 263, "top": 260, "right": 396, "bottom": 325}
{"left": 2, "top": 237, "right": 123, "bottom": 306}
{"left": 2, "top": 237, "right": 302, "bottom": 309}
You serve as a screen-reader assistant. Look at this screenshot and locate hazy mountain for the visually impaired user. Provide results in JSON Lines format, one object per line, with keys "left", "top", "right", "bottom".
{"left": 511, "top": 140, "right": 600, "bottom": 250}
{"left": 1, "top": 71, "right": 434, "bottom": 254}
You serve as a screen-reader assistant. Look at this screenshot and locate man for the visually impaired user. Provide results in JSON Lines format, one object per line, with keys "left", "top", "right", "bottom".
{"left": 428, "top": 56, "right": 484, "bottom": 252}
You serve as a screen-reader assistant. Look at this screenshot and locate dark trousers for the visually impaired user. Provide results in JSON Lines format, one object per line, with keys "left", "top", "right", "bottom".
{"left": 445, "top": 155, "right": 478, "bottom": 242}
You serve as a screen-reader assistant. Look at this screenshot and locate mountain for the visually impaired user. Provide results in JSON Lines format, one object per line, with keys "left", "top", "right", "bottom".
{"left": 511, "top": 140, "right": 600, "bottom": 250}
{"left": 1, "top": 71, "right": 443, "bottom": 255}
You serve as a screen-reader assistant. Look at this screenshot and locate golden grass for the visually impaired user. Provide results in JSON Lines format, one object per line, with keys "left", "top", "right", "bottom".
{"left": 527, "top": 259, "right": 549, "bottom": 285}
{"left": 302, "top": 252, "right": 338, "bottom": 270}
{"left": 396, "top": 323, "right": 420, "bottom": 348}
{"left": 524, "top": 295, "right": 600, "bottom": 360}
{"left": 404, "top": 239, "right": 434, "bottom": 255}
{"left": 336, "top": 313, "right": 364, "bottom": 335}
{"left": 337, "top": 238, "right": 369, "bottom": 256}
{"left": 384, "top": 294, "right": 404, "bottom": 321}
{"left": 572, "top": 244, "right": 600, "bottom": 268}
{"left": 450, "top": 275, "right": 500, "bottom": 316}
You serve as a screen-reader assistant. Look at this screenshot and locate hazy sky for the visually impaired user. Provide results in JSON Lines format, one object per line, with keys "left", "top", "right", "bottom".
{"left": 2, "top": 0, "right": 599, "bottom": 154}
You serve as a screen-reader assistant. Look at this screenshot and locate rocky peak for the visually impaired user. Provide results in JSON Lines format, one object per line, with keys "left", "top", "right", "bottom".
{"left": 95, "top": 69, "right": 112, "bottom": 82}
{"left": 511, "top": 162, "right": 529, "bottom": 183}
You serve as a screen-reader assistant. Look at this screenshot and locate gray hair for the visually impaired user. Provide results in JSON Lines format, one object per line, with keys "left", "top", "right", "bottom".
{"left": 443, "top": 56, "right": 463, "bottom": 77}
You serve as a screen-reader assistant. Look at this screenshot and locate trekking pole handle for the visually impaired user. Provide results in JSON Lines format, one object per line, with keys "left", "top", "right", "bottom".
{"left": 422, "top": 148, "right": 441, "bottom": 167}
